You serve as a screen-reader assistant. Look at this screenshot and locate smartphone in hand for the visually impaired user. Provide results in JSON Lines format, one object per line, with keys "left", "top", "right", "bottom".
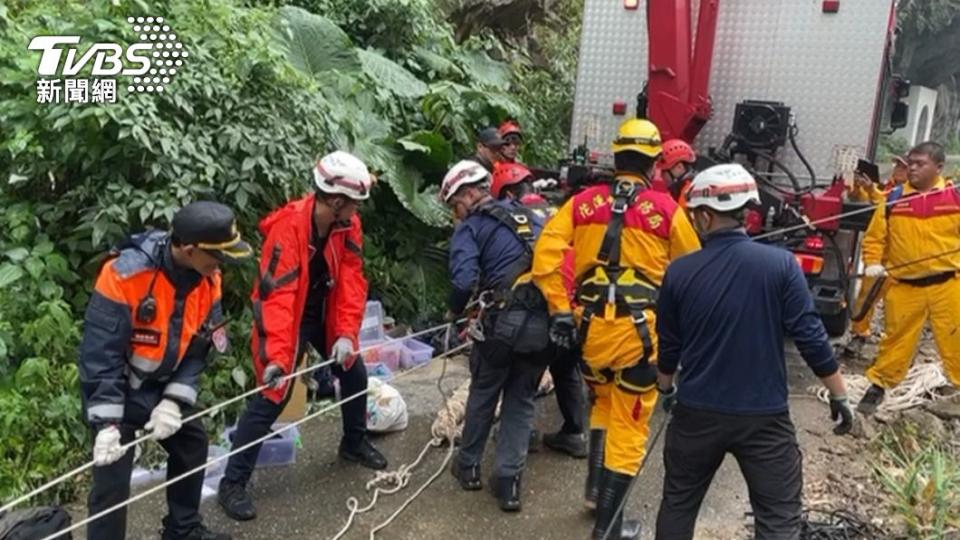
{"left": 856, "top": 159, "right": 881, "bottom": 184}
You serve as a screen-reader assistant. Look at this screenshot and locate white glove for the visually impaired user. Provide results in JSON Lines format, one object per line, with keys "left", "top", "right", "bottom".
{"left": 93, "top": 425, "right": 125, "bottom": 466}
{"left": 262, "top": 363, "right": 286, "bottom": 389}
{"left": 865, "top": 264, "right": 887, "bottom": 278}
{"left": 532, "top": 178, "right": 558, "bottom": 190}
{"left": 332, "top": 337, "right": 356, "bottom": 368}
{"left": 145, "top": 399, "right": 182, "bottom": 440}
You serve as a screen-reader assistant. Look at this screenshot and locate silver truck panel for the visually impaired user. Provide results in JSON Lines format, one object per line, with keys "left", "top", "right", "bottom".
{"left": 571, "top": 0, "right": 894, "bottom": 178}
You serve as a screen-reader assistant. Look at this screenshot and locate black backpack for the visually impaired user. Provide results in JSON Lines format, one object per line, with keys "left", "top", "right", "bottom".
{"left": 0, "top": 506, "right": 72, "bottom": 540}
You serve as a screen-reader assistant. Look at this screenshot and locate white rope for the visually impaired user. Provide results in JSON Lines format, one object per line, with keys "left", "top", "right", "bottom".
{"left": 0, "top": 320, "right": 458, "bottom": 515}
{"left": 752, "top": 183, "right": 956, "bottom": 242}
{"left": 39, "top": 339, "right": 472, "bottom": 540}
{"left": 331, "top": 350, "right": 470, "bottom": 539}
{"left": 809, "top": 362, "right": 951, "bottom": 413}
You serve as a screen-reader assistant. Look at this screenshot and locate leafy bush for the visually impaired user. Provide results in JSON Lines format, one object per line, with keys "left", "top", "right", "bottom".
{"left": 0, "top": 0, "right": 578, "bottom": 503}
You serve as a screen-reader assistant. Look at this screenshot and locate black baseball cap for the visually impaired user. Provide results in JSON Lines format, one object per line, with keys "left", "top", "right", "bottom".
{"left": 477, "top": 127, "right": 506, "bottom": 148}
{"left": 172, "top": 201, "right": 252, "bottom": 262}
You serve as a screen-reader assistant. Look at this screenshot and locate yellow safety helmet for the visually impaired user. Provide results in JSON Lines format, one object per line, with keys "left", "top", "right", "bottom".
{"left": 612, "top": 118, "right": 662, "bottom": 158}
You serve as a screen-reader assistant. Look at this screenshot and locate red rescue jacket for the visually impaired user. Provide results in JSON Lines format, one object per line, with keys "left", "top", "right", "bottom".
{"left": 251, "top": 194, "right": 368, "bottom": 404}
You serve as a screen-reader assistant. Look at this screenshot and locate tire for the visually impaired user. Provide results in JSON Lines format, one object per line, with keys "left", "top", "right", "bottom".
{"left": 820, "top": 310, "right": 849, "bottom": 337}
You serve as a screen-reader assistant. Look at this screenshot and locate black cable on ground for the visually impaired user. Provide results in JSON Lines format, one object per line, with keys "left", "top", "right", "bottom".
{"left": 799, "top": 508, "right": 887, "bottom": 540}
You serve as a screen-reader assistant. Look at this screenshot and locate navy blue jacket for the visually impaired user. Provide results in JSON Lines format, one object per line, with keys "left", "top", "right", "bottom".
{"left": 656, "top": 229, "right": 838, "bottom": 415}
{"left": 448, "top": 199, "right": 544, "bottom": 314}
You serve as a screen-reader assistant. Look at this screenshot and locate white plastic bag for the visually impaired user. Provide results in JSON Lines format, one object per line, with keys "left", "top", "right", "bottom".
{"left": 366, "top": 378, "right": 408, "bottom": 433}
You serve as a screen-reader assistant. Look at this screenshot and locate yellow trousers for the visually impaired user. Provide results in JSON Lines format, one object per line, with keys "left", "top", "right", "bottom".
{"left": 866, "top": 277, "right": 960, "bottom": 388}
{"left": 851, "top": 276, "right": 889, "bottom": 337}
{"left": 588, "top": 381, "right": 658, "bottom": 475}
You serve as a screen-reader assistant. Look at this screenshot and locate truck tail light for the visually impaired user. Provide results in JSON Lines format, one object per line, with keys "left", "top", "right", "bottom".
{"left": 795, "top": 253, "right": 824, "bottom": 275}
{"left": 612, "top": 101, "right": 628, "bottom": 115}
{"left": 804, "top": 235, "right": 824, "bottom": 252}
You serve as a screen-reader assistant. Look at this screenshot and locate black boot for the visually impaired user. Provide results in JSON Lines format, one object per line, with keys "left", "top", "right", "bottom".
{"left": 592, "top": 468, "right": 640, "bottom": 540}
{"left": 339, "top": 437, "right": 388, "bottom": 470}
{"left": 217, "top": 478, "right": 256, "bottom": 521}
{"left": 584, "top": 430, "right": 605, "bottom": 511}
{"left": 857, "top": 384, "right": 886, "bottom": 415}
{"left": 493, "top": 474, "right": 522, "bottom": 512}
{"left": 161, "top": 518, "right": 231, "bottom": 540}
{"left": 451, "top": 460, "right": 482, "bottom": 491}
{"left": 543, "top": 431, "right": 588, "bottom": 458}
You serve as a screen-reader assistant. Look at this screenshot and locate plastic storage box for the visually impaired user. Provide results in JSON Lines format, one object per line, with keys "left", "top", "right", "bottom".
{"left": 362, "top": 338, "right": 403, "bottom": 372}
{"left": 400, "top": 338, "right": 434, "bottom": 369}
{"left": 223, "top": 423, "right": 300, "bottom": 468}
{"left": 365, "top": 362, "right": 393, "bottom": 380}
{"left": 358, "top": 301, "right": 386, "bottom": 346}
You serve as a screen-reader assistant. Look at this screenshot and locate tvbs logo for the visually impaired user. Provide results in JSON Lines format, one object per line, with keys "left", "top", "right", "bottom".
{"left": 28, "top": 16, "right": 188, "bottom": 104}
{"left": 29, "top": 36, "right": 152, "bottom": 77}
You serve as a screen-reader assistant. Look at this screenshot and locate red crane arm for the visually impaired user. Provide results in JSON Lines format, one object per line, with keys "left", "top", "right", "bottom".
{"left": 645, "top": 0, "right": 719, "bottom": 143}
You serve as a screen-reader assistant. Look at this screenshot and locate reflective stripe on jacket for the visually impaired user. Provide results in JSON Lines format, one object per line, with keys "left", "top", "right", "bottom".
{"left": 251, "top": 194, "right": 367, "bottom": 404}
{"left": 78, "top": 231, "right": 222, "bottom": 425}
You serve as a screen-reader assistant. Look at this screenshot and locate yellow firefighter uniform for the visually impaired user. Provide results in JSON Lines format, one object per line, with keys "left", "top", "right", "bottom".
{"left": 861, "top": 176, "right": 960, "bottom": 387}
{"left": 533, "top": 173, "right": 699, "bottom": 474}
{"left": 850, "top": 178, "right": 900, "bottom": 337}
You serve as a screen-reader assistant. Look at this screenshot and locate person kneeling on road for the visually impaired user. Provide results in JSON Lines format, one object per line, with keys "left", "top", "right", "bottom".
{"left": 653, "top": 164, "right": 854, "bottom": 540}
{"left": 218, "top": 151, "right": 387, "bottom": 522}
{"left": 442, "top": 159, "right": 552, "bottom": 512}
{"left": 80, "top": 201, "right": 252, "bottom": 540}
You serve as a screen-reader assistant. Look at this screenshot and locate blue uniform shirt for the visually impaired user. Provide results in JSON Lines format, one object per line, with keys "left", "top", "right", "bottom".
{"left": 448, "top": 199, "right": 544, "bottom": 313}
{"left": 656, "top": 229, "right": 839, "bottom": 415}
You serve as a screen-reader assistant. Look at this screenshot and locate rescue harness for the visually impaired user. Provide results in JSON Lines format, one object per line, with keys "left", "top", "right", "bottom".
{"left": 576, "top": 179, "right": 661, "bottom": 393}
{"left": 468, "top": 201, "right": 551, "bottom": 356}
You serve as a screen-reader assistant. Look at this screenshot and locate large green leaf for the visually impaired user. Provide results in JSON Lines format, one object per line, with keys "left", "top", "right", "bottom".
{"left": 381, "top": 166, "right": 450, "bottom": 229}
{"left": 358, "top": 49, "right": 428, "bottom": 99}
{"left": 412, "top": 45, "right": 464, "bottom": 78}
{"left": 456, "top": 50, "right": 511, "bottom": 88}
{"left": 397, "top": 130, "right": 453, "bottom": 175}
{"left": 273, "top": 6, "right": 360, "bottom": 76}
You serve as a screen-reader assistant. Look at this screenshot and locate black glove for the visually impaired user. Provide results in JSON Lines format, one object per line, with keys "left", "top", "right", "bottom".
{"left": 548, "top": 313, "right": 578, "bottom": 350}
{"left": 830, "top": 395, "right": 854, "bottom": 435}
{"left": 658, "top": 384, "right": 677, "bottom": 413}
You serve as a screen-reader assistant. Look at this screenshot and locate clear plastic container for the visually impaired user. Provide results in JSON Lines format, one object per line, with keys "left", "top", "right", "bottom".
{"left": 223, "top": 423, "right": 300, "bottom": 468}
{"left": 362, "top": 338, "right": 403, "bottom": 372}
{"left": 365, "top": 362, "right": 393, "bottom": 380}
{"left": 400, "top": 338, "right": 434, "bottom": 369}
{"left": 358, "top": 301, "right": 386, "bottom": 346}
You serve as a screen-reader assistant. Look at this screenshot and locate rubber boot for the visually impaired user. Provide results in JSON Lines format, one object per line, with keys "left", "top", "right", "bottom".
{"left": 493, "top": 474, "right": 522, "bottom": 512}
{"left": 584, "top": 430, "right": 605, "bottom": 511}
{"left": 592, "top": 468, "right": 640, "bottom": 540}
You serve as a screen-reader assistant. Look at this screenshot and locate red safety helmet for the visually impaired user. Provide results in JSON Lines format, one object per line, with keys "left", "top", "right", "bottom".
{"left": 659, "top": 139, "right": 696, "bottom": 170}
{"left": 498, "top": 120, "right": 522, "bottom": 140}
{"left": 491, "top": 162, "right": 534, "bottom": 199}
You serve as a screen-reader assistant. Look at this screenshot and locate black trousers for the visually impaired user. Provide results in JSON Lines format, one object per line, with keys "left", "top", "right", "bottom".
{"left": 549, "top": 345, "right": 586, "bottom": 434}
{"left": 457, "top": 339, "right": 547, "bottom": 477}
{"left": 655, "top": 405, "right": 803, "bottom": 540}
{"left": 87, "top": 418, "right": 208, "bottom": 540}
{"left": 223, "top": 321, "right": 368, "bottom": 486}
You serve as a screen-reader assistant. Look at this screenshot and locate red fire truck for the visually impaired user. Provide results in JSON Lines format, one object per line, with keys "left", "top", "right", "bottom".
{"left": 567, "top": 0, "right": 909, "bottom": 336}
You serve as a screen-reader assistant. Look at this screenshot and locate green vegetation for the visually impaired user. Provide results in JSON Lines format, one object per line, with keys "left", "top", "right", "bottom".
{"left": 873, "top": 421, "right": 960, "bottom": 539}
{"left": 0, "top": 0, "right": 580, "bottom": 502}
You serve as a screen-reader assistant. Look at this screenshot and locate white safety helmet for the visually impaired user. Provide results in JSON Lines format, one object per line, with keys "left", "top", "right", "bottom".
{"left": 686, "top": 163, "right": 761, "bottom": 213}
{"left": 440, "top": 160, "right": 490, "bottom": 204}
{"left": 313, "top": 151, "right": 373, "bottom": 201}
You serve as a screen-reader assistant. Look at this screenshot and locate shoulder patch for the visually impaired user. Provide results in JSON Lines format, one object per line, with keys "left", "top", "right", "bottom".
{"left": 111, "top": 248, "right": 156, "bottom": 279}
